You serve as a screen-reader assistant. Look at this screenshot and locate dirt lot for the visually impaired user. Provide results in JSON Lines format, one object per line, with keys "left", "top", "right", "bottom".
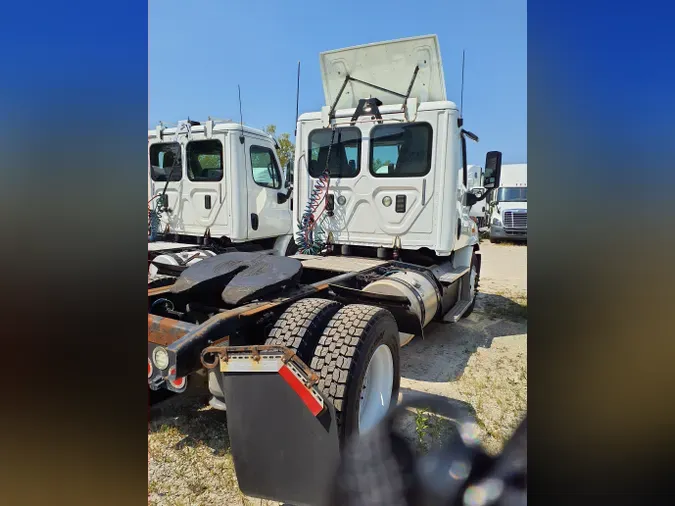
{"left": 148, "top": 241, "right": 527, "bottom": 505}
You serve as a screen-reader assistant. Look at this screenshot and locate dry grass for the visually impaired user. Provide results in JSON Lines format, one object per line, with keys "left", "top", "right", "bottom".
{"left": 148, "top": 398, "right": 280, "bottom": 506}
{"left": 408, "top": 333, "right": 527, "bottom": 456}
{"left": 456, "top": 336, "right": 527, "bottom": 454}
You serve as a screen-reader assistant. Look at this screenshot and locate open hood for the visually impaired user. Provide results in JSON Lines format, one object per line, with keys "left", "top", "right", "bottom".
{"left": 319, "top": 35, "right": 447, "bottom": 110}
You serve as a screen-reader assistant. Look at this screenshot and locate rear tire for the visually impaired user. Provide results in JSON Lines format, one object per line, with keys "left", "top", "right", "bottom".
{"left": 265, "top": 298, "right": 342, "bottom": 363}
{"left": 309, "top": 305, "right": 400, "bottom": 442}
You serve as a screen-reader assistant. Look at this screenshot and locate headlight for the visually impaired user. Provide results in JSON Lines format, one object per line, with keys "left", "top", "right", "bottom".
{"left": 152, "top": 346, "right": 169, "bottom": 370}
{"left": 492, "top": 217, "right": 502, "bottom": 226}
{"left": 382, "top": 196, "right": 392, "bottom": 207}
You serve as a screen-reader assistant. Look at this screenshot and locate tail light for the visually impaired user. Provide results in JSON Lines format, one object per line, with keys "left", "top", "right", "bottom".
{"left": 170, "top": 377, "right": 186, "bottom": 390}
{"left": 168, "top": 366, "right": 186, "bottom": 391}
{"left": 148, "top": 358, "right": 153, "bottom": 378}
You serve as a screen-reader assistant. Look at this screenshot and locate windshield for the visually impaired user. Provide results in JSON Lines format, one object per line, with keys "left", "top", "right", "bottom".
{"left": 496, "top": 187, "right": 527, "bottom": 202}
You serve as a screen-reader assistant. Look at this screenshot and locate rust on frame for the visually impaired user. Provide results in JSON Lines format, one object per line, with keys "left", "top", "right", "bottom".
{"left": 148, "top": 285, "right": 174, "bottom": 297}
{"left": 200, "top": 344, "right": 320, "bottom": 386}
{"left": 148, "top": 314, "right": 196, "bottom": 346}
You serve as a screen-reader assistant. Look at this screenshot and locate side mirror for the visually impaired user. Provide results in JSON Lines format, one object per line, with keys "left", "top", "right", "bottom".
{"left": 277, "top": 191, "right": 289, "bottom": 204}
{"left": 284, "top": 160, "right": 293, "bottom": 188}
{"left": 483, "top": 151, "right": 503, "bottom": 190}
{"left": 464, "top": 192, "right": 478, "bottom": 207}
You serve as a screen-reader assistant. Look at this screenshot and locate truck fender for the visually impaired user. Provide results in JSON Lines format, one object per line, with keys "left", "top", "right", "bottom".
{"left": 452, "top": 244, "right": 475, "bottom": 271}
{"left": 272, "top": 234, "right": 297, "bottom": 256}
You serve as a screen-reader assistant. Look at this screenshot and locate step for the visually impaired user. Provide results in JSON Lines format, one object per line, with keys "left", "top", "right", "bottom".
{"left": 436, "top": 266, "right": 470, "bottom": 284}
{"left": 443, "top": 299, "right": 473, "bottom": 323}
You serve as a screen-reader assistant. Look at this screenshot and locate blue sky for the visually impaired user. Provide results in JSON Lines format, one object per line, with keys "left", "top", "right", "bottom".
{"left": 149, "top": 0, "right": 526, "bottom": 164}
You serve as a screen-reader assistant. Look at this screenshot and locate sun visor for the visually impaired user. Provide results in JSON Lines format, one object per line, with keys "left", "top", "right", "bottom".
{"left": 319, "top": 35, "right": 446, "bottom": 110}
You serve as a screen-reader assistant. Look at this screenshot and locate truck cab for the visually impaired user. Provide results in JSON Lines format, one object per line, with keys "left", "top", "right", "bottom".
{"left": 148, "top": 120, "right": 294, "bottom": 251}
{"left": 488, "top": 163, "right": 527, "bottom": 242}
{"left": 293, "top": 35, "right": 480, "bottom": 260}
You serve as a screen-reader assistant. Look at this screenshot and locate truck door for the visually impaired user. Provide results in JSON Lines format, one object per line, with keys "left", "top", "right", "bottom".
{"left": 182, "top": 134, "right": 229, "bottom": 237}
{"left": 149, "top": 133, "right": 230, "bottom": 238}
{"left": 245, "top": 139, "right": 292, "bottom": 239}
{"left": 454, "top": 133, "right": 474, "bottom": 250}
{"left": 149, "top": 141, "right": 183, "bottom": 233}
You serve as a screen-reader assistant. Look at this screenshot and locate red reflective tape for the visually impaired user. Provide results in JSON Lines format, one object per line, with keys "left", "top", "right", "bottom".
{"left": 278, "top": 365, "right": 322, "bottom": 416}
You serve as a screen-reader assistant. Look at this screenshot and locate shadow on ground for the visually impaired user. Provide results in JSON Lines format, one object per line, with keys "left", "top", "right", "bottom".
{"left": 400, "top": 294, "right": 527, "bottom": 383}
{"left": 393, "top": 391, "right": 478, "bottom": 452}
{"left": 477, "top": 293, "right": 527, "bottom": 320}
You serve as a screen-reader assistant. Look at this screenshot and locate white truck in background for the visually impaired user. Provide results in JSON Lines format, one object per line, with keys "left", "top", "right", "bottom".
{"left": 147, "top": 120, "right": 296, "bottom": 285}
{"left": 487, "top": 163, "right": 527, "bottom": 242}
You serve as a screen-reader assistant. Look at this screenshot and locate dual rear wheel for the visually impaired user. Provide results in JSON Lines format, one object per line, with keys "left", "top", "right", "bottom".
{"left": 265, "top": 299, "right": 400, "bottom": 441}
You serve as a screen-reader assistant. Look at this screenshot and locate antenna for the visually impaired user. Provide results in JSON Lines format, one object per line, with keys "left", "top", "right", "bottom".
{"left": 294, "top": 61, "right": 301, "bottom": 138}
{"left": 238, "top": 84, "right": 245, "bottom": 144}
{"left": 460, "top": 49, "right": 466, "bottom": 118}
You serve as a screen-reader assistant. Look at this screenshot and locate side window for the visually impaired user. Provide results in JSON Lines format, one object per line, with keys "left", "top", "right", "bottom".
{"left": 250, "top": 146, "right": 282, "bottom": 189}
{"left": 369, "top": 123, "right": 432, "bottom": 177}
{"left": 308, "top": 127, "right": 361, "bottom": 178}
{"left": 187, "top": 140, "right": 223, "bottom": 181}
{"left": 150, "top": 142, "right": 182, "bottom": 181}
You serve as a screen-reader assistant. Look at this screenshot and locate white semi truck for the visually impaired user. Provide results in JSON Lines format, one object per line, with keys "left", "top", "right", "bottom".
{"left": 488, "top": 163, "right": 527, "bottom": 242}
{"left": 147, "top": 36, "right": 504, "bottom": 504}
{"left": 147, "top": 120, "right": 296, "bottom": 286}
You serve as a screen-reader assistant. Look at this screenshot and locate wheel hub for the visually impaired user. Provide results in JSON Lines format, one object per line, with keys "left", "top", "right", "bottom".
{"left": 358, "top": 344, "right": 394, "bottom": 433}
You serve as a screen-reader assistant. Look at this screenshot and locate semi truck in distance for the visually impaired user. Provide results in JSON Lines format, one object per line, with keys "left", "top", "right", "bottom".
{"left": 488, "top": 163, "right": 527, "bottom": 242}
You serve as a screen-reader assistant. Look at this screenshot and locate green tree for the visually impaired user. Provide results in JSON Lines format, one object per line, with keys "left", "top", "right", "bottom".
{"left": 265, "top": 124, "right": 295, "bottom": 168}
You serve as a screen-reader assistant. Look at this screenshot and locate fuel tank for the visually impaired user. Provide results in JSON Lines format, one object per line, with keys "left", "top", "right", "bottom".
{"left": 363, "top": 270, "right": 440, "bottom": 328}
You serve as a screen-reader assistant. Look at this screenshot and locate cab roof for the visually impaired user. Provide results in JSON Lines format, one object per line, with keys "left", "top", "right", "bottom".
{"left": 148, "top": 121, "right": 271, "bottom": 140}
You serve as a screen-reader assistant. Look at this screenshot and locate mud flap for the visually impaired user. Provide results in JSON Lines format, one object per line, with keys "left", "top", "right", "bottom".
{"left": 209, "top": 347, "right": 340, "bottom": 506}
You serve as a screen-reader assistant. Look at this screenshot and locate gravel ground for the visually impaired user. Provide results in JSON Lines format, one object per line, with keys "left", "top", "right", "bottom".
{"left": 148, "top": 241, "right": 527, "bottom": 505}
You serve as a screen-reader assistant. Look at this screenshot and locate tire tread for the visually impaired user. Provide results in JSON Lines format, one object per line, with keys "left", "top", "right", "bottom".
{"left": 265, "top": 298, "right": 342, "bottom": 362}
{"left": 309, "top": 305, "right": 397, "bottom": 433}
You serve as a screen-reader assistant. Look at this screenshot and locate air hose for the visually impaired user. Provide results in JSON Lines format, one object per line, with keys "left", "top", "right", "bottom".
{"left": 148, "top": 197, "right": 162, "bottom": 242}
{"left": 296, "top": 127, "right": 337, "bottom": 254}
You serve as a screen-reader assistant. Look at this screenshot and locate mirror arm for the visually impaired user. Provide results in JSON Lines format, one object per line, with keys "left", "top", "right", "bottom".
{"left": 474, "top": 191, "right": 490, "bottom": 202}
